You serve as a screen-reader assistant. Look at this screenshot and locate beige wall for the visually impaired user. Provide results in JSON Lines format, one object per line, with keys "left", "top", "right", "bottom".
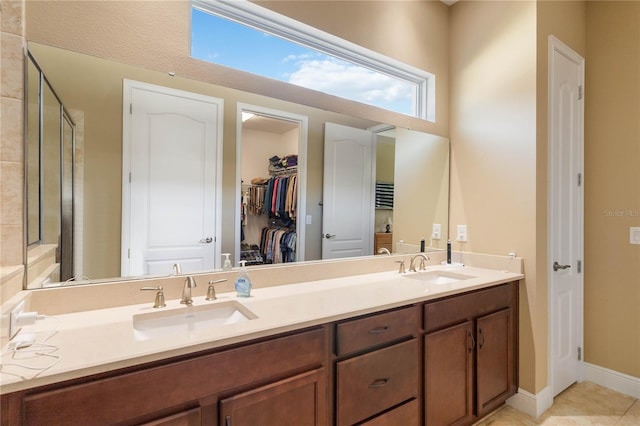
{"left": 584, "top": 1, "right": 640, "bottom": 379}
{"left": 449, "top": 0, "right": 539, "bottom": 393}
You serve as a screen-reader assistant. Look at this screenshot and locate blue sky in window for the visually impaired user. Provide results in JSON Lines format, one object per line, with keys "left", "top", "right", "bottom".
{"left": 191, "top": 8, "right": 414, "bottom": 115}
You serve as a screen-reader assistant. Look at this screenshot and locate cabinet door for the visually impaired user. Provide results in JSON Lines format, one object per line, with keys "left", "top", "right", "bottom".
{"left": 425, "top": 321, "right": 474, "bottom": 426}
{"left": 220, "top": 368, "right": 326, "bottom": 426}
{"left": 476, "top": 308, "right": 514, "bottom": 416}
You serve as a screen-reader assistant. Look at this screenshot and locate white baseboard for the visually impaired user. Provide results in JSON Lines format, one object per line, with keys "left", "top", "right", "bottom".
{"left": 506, "top": 386, "right": 553, "bottom": 418}
{"left": 584, "top": 362, "right": 640, "bottom": 399}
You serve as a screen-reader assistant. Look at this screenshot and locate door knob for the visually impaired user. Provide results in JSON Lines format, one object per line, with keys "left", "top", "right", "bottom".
{"left": 553, "top": 261, "right": 571, "bottom": 271}
{"left": 199, "top": 237, "right": 213, "bottom": 244}
{"left": 324, "top": 233, "right": 336, "bottom": 239}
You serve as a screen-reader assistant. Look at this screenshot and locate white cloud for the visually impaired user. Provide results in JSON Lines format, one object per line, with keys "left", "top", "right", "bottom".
{"left": 283, "top": 53, "right": 314, "bottom": 63}
{"left": 287, "top": 58, "right": 413, "bottom": 108}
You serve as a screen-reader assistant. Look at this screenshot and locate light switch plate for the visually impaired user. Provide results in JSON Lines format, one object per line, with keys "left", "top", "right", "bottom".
{"left": 631, "top": 227, "right": 640, "bottom": 245}
{"left": 456, "top": 224, "right": 468, "bottom": 242}
{"left": 432, "top": 224, "right": 441, "bottom": 240}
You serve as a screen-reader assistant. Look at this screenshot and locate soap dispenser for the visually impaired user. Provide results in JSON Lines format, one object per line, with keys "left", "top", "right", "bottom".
{"left": 234, "top": 260, "right": 252, "bottom": 297}
{"left": 222, "top": 253, "right": 232, "bottom": 271}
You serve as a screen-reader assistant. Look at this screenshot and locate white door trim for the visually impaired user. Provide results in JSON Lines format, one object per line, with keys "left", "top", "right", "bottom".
{"left": 234, "top": 103, "right": 308, "bottom": 265}
{"left": 547, "top": 35, "right": 585, "bottom": 396}
{"left": 122, "top": 79, "right": 224, "bottom": 275}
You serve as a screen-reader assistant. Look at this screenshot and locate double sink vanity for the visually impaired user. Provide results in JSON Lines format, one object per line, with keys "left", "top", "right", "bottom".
{"left": 1, "top": 254, "right": 523, "bottom": 426}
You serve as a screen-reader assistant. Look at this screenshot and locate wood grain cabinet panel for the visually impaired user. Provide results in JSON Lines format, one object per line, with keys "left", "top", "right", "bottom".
{"left": 220, "top": 368, "right": 326, "bottom": 426}
{"left": 336, "top": 339, "right": 419, "bottom": 426}
{"left": 477, "top": 307, "right": 514, "bottom": 417}
{"left": 336, "top": 306, "right": 418, "bottom": 356}
{"left": 140, "top": 407, "right": 202, "bottom": 426}
{"left": 360, "top": 399, "right": 420, "bottom": 426}
{"left": 425, "top": 321, "right": 474, "bottom": 426}
{"left": 374, "top": 233, "right": 392, "bottom": 254}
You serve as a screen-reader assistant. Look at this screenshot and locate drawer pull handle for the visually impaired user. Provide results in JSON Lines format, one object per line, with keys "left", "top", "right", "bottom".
{"left": 369, "top": 378, "right": 390, "bottom": 388}
{"left": 369, "top": 326, "right": 389, "bottom": 334}
{"left": 479, "top": 328, "right": 485, "bottom": 349}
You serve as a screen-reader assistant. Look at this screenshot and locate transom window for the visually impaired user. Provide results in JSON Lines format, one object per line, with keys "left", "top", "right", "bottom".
{"left": 191, "top": 0, "right": 435, "bottom": 121}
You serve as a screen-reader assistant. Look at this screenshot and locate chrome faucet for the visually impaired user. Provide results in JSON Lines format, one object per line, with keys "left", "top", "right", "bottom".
{"left": 377, "top": 248, "right": 391, "bottom": 255}
{"left": 181, "top": 276, "right": 197, "bottom": 305}
{"left": 172, "top": 263, "right": 182, "bottom": 275}
{"left": 409, "top": 253, "right": 430, "bottom": 272}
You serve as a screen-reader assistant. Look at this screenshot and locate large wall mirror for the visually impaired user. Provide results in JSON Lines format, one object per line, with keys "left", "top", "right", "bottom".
{"left": 24, "top": 42, "right": 449, "bottom": 289}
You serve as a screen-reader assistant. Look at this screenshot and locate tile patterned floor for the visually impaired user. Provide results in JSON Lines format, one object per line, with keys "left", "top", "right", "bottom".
{"left": 475, "top": 382, "right": 639, "bottom": 425}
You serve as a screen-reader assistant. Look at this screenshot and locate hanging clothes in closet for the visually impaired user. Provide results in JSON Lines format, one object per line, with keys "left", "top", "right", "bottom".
{"left": 263, "top": 173, "right": 298, "bottom": 224}
{"left": 259, "top": 226, "right": 297, "bottom": 264}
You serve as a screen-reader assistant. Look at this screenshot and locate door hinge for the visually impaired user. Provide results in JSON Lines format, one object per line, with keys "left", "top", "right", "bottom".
{"left": 577, "top": 346, "right": 582, "bottom": 361}
{"left": 129, "top": 172, "right": 132, "bottom": 183}
{"left": 578, "top": 85, "right": 583, "bottom": 100}
{"left": 578, "top": 173, "right": 582, "bottom": 187}
{"left": 130, "top": 103, "right": 133, "bottom": 114}
{"left": 577, "top": 260, "right": 582, "bottom": 273}
{"left": 128, "top": 249, "right": 131, "bottom": 259}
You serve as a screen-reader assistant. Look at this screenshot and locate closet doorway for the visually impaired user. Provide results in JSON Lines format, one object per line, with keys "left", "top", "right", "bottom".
{"left": 235, "top": 104, "right": 308, "bottom": 267}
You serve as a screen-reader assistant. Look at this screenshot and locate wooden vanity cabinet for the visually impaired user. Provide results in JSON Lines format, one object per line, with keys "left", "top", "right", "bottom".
{"left": 334, "top": 305, "right": 421, "bottom": 426}
{"left": 1, "top": 281, "right": 520, "bottom": 426}
{"left": 0, "top": 327, "right": 327, "bottom": 426}
{"left": 423, "top": 282, "right": 518, "bottom": 426}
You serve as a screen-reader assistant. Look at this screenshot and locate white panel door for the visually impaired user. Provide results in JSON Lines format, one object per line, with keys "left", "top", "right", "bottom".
{"left": 549, "top": 37, "right": 584, "bottom": 397}
{"left": 122, "top": 80, "right": 223, "bottom": 276}
{"left": 322, "top": 122, "right": 374, "bottom": 259}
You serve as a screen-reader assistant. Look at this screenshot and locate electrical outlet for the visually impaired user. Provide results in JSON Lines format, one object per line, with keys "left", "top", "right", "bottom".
{"left": 432, "top": 224, "right": 441, "bottom": 240}
{"left": 456, "top": 225, "right": 468, "bottom": 242}
{"left": 631, "top": 227, "right": 640, "bottom": 245}
{"left": 9, "top": 300, "right": 26, "bottom": 338}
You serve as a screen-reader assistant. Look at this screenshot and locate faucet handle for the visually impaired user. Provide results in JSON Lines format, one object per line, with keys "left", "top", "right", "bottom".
{"left": 395, "top": 260, "right": 406, "bottom": 274}
{"left": 140, "top": 286, "right": 166, "bottom": 308}
{"left": 206, "top": 279, "right": 227, "bottom": 301}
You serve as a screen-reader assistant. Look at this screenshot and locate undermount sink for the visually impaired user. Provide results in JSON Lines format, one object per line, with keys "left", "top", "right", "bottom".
{"left": 133, "top": 300, "right": 258, "bottom": 341}
{"left": 403, "top": 269, "right": 475, "bottom": 285}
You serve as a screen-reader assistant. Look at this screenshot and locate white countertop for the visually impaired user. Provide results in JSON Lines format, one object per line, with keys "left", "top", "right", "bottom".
{"left": 0, "top": 265, "right": 522, "bottom": 394}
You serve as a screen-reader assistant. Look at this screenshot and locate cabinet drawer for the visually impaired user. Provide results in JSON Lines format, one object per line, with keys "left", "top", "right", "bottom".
{"left": 360, "top": 399, "right": 420, "bottom": 426}
{"left": 336, "top": 306, "right": 418, "bottom": 356}
{"left": 336, "top": 339, "right": 419, "bottom": 426}
{"left": 424, "top": 282, "right": 516, "bottom": 333}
